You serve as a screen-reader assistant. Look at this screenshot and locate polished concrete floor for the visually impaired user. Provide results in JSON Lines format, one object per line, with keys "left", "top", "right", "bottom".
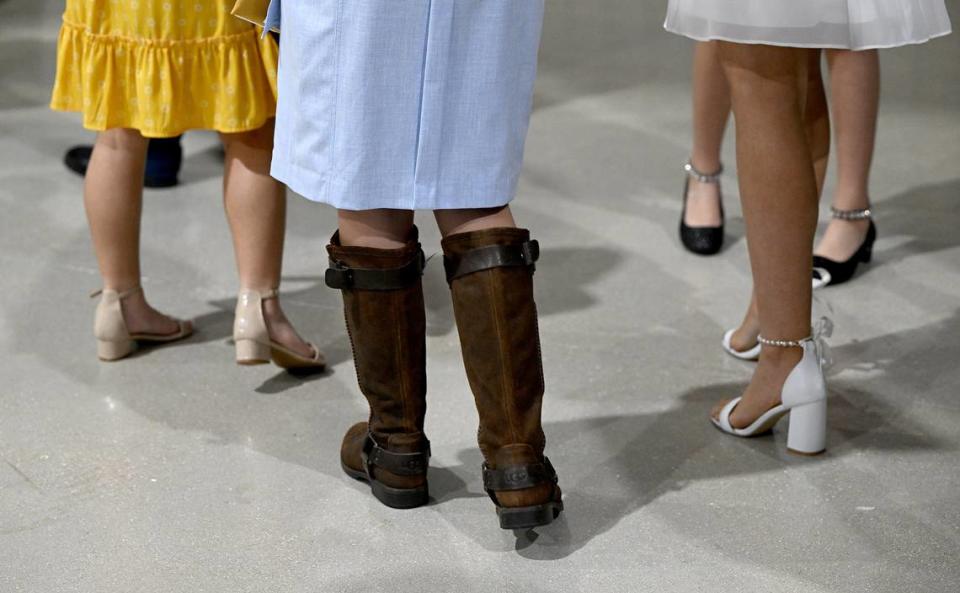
{"left": 2, "top": 1, "right": 959, "bottom": 592}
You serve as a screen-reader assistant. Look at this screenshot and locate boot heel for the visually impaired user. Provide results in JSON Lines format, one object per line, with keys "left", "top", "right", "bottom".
{"left": 497, "top": 500, "right": 564, "bottom": 530}
{"left": 235, "top": 339, "right": 270, "bottom": 365}
{"left": 370, "top": 480, "right": 429, "bottom": 510}
{"left": 97, "top": 339, "right": 134, "bottom": 361}
{"left": 786, "top": 400, "right": 827, "bottom": 455}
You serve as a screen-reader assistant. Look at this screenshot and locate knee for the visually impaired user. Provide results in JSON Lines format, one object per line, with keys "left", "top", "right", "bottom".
{"left": 96, "top": 128, "right": 148, "bottom": 152}
{"left": 221, "top": 120, "right": 275, "bottom": 154}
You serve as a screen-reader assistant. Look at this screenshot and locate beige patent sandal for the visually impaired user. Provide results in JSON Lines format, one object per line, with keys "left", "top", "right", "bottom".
{"left": 233, "top": 288, "right": 326, "bottom": 370}
{"left": 92, "top": 286, "right": 193, "bottom": 361}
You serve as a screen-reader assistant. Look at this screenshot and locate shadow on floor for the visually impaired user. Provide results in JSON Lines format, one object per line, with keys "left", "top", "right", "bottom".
{"left": 871, "top": 177, "right": 960, "bottom": 271}
{"left": 433, "top": 375, "right": 946, "bottom": 560}
{"left": 430, "top": 309, "right": 960, "bottom": 559}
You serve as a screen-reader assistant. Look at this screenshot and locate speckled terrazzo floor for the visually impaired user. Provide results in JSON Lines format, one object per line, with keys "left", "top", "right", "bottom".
{"left": 1, "top": 1, "right": 959, "bottom": 592}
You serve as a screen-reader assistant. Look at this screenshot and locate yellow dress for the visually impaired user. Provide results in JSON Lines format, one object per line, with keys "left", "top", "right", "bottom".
{"left": 50, "top": 0, "right": 279, "bottom": 138}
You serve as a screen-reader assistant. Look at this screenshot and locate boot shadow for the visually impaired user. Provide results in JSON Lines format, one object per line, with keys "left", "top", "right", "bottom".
{"left": 432, "top": 372, "right": 946, "bottom": 559}
{"left": 421, "top": 245, "right": 624, "bottom": 338}
{"left": 428, "top": 463, "right": 485, "bottom": 505}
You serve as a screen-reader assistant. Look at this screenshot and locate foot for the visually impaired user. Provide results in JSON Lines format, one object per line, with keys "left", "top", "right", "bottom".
{"left": 684, "top": 177, "right": 723, "bottom": 228}
{"left": 729, "top": 295, "right": 760, "bottom": 353}
{"left": 711, "top": 346, "right": 804, "bottom": 429}
{"left": 814, "top": 218, "right": 872, "bottom": 262}
{"left": 119, "top": 290, "right": 183, "bottom": 337}
{"left": 262, "top": 298, "right": 317, "bottom": 359}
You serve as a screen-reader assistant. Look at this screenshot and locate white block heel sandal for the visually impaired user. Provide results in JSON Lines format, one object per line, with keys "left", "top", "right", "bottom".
{"left": 712, "top": 329, "right": 829, "bottom": 456}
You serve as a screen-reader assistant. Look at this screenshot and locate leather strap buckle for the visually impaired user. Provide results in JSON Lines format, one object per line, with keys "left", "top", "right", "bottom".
{"left": 482, "top": 456, "right": 557, "bottom": 493}
{"left": 324, "top": 265, "right": 354, "bottom": 289}
{"left": 360, "top": 433, "right": 431, "bottom": 477}
{"left": 325, "top": 249, "right": 426, "bottom": 291}
{"left": 444, "top": 240, "right": 540, "bottom": 283}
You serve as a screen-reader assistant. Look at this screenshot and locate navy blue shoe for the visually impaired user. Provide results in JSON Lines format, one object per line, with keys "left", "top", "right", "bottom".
{"left": 63, "top": 136, "right": 183, "bottom": 188}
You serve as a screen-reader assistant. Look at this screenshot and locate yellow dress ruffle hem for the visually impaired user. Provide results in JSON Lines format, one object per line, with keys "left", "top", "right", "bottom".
{"left": 50, "top": 1, "right": 278, "bottom": 138}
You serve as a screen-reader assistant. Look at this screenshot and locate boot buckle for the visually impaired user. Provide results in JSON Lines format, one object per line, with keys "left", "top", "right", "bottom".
{"left": 325, "top": 263, "right": 354, "bottom": 289}
{"left": 361, "top": 433, "right": 431, "bottom": 478}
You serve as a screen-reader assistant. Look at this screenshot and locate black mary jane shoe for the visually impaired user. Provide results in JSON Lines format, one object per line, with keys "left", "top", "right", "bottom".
{"left": 812, "top": 207, "right": 877, "bottom": 289}
{"left": 63, "top": 145, "right": 93, "bottom": 178}
{"left": 679, "top": 160, "right": 725, "bottom": 256}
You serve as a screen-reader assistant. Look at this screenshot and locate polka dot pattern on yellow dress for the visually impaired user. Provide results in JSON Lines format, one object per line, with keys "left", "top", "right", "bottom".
{"left": 50, "top": 0, "right": 279, "bottom": 138}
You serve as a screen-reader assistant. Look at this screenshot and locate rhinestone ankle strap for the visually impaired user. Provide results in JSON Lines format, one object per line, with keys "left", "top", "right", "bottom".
{"left": 831, "top": 206, "right": 872, "bottom": 221}
{"left": 684, "top": 160, "right": 723, "bottom": 184}
{"left": 757, "top": 334, "right": 813, "bottom": 348}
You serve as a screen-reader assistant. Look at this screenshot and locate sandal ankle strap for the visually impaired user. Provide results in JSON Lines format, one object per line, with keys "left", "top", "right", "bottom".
{"left": 89, "top": 285, "right": 143, "bottom": 300}
{"left": 684, "top": 160, "right": 723, "bottom": 184}
{"left": 831, "top": 206, "right": 872, "bottom": 220}
{"left": 757, "top": 334, "right": 813, "bottom": 348}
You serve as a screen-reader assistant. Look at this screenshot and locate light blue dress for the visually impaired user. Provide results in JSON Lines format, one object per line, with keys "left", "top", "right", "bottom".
{"left": 268, "top": 0, "right": 545, "bottom": 211}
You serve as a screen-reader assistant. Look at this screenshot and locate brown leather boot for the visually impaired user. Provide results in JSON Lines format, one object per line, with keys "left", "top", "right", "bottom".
{"left": 442, "top": 228, "right": 563, "bottom": 530}
{"left": 326, "top": 228, "right": 430, "bottom": 509}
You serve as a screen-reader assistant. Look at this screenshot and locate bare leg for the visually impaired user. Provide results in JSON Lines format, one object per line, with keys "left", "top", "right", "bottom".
{"left": 338, "top": 209, "right": 416, "bottom": 248}
{"left": 221, "top": 121, "right": 314, "bottom": 358}
{"left": 85, "top": 128, "right": 179, "bottom": 335}
{"left": 434, "top": 205, "right": 517, "bottom": 236}
{"left": 685, "top": 41, "right": 731, "bottom": 227}
{"left": 336, "top": 205, "right": 516, "bottom": 246}
{"left": 729, "top": 51, "right": 828, "bottom": 353}
{"left": 712, "top": 43, "right": 820, "bottom": 428}
{"left": 815, "top": 49, "right": 879, "bottom": 261}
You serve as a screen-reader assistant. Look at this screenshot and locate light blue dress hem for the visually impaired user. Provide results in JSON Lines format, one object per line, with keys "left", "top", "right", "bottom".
{"left": 271, "top": 159, "right": 518, "bottom": 212}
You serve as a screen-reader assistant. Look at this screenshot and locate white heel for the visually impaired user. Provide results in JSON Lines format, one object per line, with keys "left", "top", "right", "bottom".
{"left": 787, "top": 399, "right": 827, "bottom": 455}
{"left": 712, "top": 330, "right": 828, "bottom": 454}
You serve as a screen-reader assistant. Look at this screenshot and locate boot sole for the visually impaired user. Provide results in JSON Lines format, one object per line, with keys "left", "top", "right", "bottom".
{"left": 497, "top": 499, "right": 564, "bottom": 530}
{"left": 341, "top": 462, "right": 429, "bottom": 510}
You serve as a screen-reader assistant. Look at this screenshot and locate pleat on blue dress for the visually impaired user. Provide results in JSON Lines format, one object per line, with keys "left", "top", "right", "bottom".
{"left": 268, "top": 0, "right": 545, "bottom": 211}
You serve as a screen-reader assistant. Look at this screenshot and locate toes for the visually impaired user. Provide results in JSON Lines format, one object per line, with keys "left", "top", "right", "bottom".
{"left": 710, "top": 399, "right": 731, "bottom": 422}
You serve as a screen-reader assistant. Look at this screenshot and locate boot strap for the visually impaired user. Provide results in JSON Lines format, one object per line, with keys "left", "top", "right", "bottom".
{"left": 326, "top": 249, "right": 425, "bottom": 291}
{"left": 361, "top": 433, "right": 431, "bottom": 477}
{"left": 482, "top": 457, "right": 557, "bottom": 493}
{"left": 443, "top": 240, "right": 540, "bottom": 283}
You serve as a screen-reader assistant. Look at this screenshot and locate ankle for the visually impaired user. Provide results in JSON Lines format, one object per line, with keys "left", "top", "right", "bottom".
{"left": 830, "top": 191, "right": 870, "bottom": 212}
{"left": 758, "top": 344, "right": 804, "bottom": 369}
{"left": 689, "top": 154, "right": 722, "bottom": 175}
{"left": 260, "top": 297, "right": 286, "bottom": 323}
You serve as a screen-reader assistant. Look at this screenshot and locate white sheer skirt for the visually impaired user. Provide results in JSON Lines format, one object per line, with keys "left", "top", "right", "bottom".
{"left": 664, "top": 0, "right": 952, "bottom": 49}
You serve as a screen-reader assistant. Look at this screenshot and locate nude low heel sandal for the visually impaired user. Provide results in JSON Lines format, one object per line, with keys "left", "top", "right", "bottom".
{"left": 233, "top": 288, "right": 325, "bottom": 370}
{"left": 92, "top": 287, "right": 193, "bottom": 361}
